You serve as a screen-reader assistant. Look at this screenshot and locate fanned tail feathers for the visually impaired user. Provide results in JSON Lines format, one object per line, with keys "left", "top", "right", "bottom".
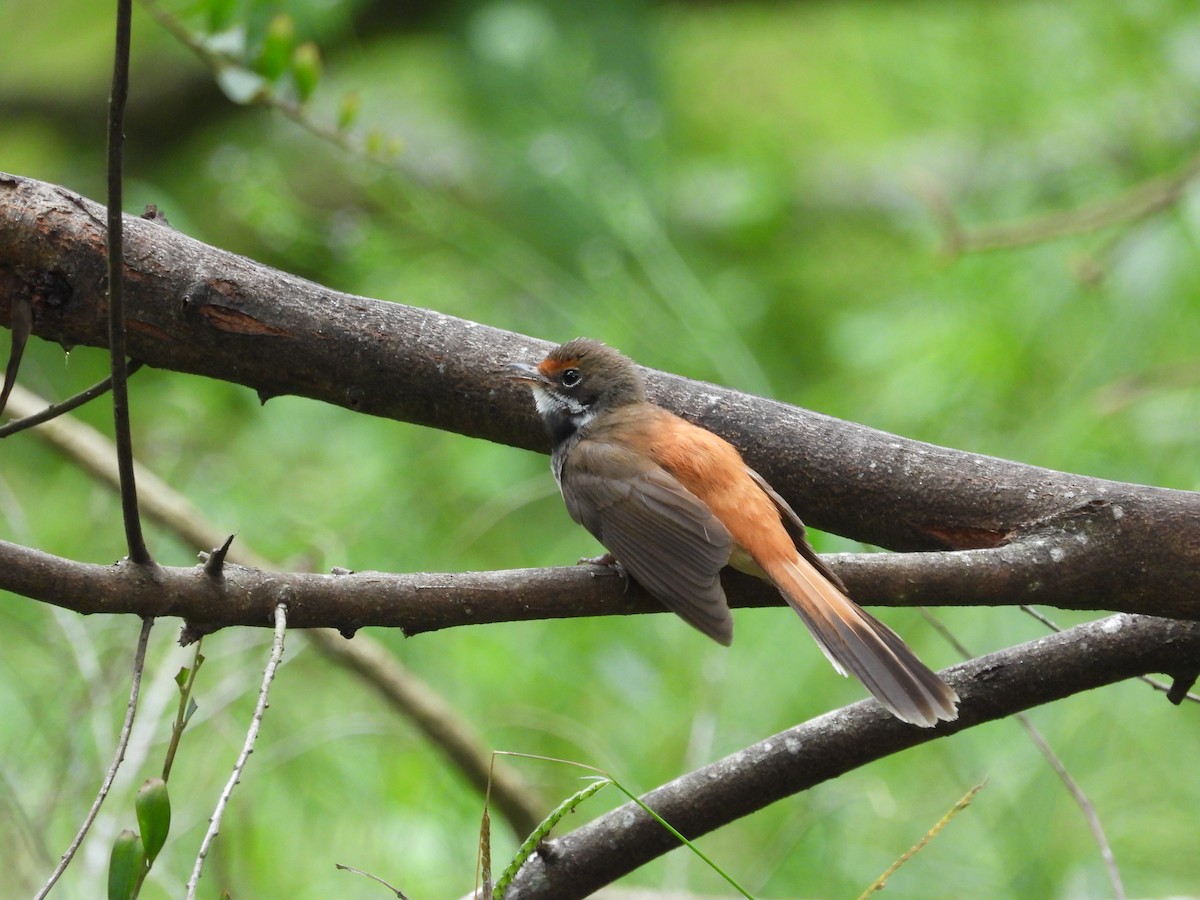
{"left": 772, "top": 557, "right": 959, "bottom": 727}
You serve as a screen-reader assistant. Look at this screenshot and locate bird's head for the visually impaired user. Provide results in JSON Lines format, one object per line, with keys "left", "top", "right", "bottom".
{"left": 506, "top": 338, "right": 646, "bottom": 439}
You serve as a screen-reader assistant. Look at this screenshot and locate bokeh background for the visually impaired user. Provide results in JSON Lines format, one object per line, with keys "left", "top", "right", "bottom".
{"left": 3, "top": 1, "right": 1199, "bottom": 897}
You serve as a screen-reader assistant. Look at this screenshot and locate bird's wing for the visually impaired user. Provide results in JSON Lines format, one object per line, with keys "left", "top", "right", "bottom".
{"left": 561, "top": 439, "right": 735, "bottom": 645}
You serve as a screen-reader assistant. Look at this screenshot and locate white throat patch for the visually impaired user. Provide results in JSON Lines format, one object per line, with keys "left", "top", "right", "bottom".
{"left": 532, "top": 386, "right": 595, "bottom": 428}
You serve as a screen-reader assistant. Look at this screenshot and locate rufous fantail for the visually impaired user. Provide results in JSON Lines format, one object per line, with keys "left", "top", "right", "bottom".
{"left": 506, "top": 338, "right": 958, "bottom": 727}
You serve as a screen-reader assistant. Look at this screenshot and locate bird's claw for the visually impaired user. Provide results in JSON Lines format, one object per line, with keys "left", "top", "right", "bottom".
{"left": 578, "top": 552, "right": 630, "bottom": 593}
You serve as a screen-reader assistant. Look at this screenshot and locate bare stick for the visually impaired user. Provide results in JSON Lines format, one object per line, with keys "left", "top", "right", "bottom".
{"left": 1012, "top": 714, "right": 1125, "bottom": 898}
{"left": 922, "top": 609, "right": 1125, "bottom": 899}
{"left": 34, "top": 617, "right": 154, "bottom": 899}
{"left": 859, "top": 780, "right": 987, "bottom": 898}
{"left": 0, "top": 361, "right": 143, "bottom": 439}
{"left": 105, "top": 0, "right": 150, "bottom": 564}
{"left": 925, "top": 150, "right": 1200, "bottom": 255}
{"left": 2, "top": 382, "right": 546, "bottom": 838}
{"left": 186, "top": 603, "right": 288, "bottom": 898}
{"left": 334, "top": 863, "right": 411, "bottom": 898}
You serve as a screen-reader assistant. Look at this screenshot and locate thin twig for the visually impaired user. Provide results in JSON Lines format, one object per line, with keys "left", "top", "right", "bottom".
{"left": 4, "top": 381, "right": 547, "bottom": 838}
{"left": 138, "top": 0, "right": 386, "bottom": 161}
{"left": 0, "top": 362, "right": 143, "bottom": 439}
{"left": 106, "top": 0, "right": 150, "bottom": 564}
{"left": 334, "top": 863, "right": 411, "bottom": 898}
{"left": 162, "top": 638, "right": 204, "bottom": 781}
{"left": 0, "top": 293, "right": 31, "bottom": 417}
{"left": 921, "top": 609, "right": 1126, "bottom": 899}
{"left": 1018, "top": 604, "right": 1064, "bottom": 632}
{"left": 1011, "top": 715, "right": 1125, "bottom": 898}
{"left": 186, "top": 602, "right": 288, "bottom": 899}
{"left": 308, "top": 629, "right": 545, "bottom": 837}
{"left": 927, "top": 149, "right": 1200, "bottom": 256}
{"left": 858, "top": 780, "right": 986, "bottom": 899}
{"left": 136, "top": 0, "right": 589, "bottom": 316}
{"left": 34, "top": 617, "right": 155, "bottom": 899}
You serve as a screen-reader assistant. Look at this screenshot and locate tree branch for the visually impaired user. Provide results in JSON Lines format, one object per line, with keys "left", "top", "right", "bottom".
{"left": 1, "top": 382, "right": 548, "bottom": 838}
{"left": 1, "top": 172, "right": 1197, "bottom": 630}
{"left": 104, "top": 0, "right": 151, "bottom": 565}
{"left": 2, "top": 531, "right": 1197, "bottom": 639}
{"left": 503, "top": 613, "right": 1200, "bottom": 899}
{"left": 2, "top": 172, "right": 1198, "bottom": 897}
{"left": 924, "top": 149, "right": 1200, "bottom": 256}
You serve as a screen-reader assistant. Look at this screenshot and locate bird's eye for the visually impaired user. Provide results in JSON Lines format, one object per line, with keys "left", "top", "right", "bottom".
{"left": 560, "top": 368, "right": 582, "bottom": 388}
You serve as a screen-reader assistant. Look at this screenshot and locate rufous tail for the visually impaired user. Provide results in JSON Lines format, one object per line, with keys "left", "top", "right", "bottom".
{"left": 767, "top": 555, "right": 959, "bottom": 727}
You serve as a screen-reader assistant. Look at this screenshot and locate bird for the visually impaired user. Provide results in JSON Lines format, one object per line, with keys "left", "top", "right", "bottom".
{"left": 505, "top": 337, "right": 959, "bottom": 727}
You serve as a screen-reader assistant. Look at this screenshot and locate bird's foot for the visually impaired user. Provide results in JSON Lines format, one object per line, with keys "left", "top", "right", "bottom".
{"left": 578, "top": 552, "right": 630, "bottom": 592}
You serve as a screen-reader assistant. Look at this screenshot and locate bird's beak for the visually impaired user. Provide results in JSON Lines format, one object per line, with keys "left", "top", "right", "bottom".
{"left": 504, "top": 361, "right": 550, "bottom": 387}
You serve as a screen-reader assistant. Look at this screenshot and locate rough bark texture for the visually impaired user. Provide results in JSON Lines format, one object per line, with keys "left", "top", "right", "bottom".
{"left": 504, "top": 614, "right": 1200, "bottom": 899}
{"left": 2, "top": 173, "right": 1198, "bottom": 630}
{"left": 4, "top": 172, "right": 1200, "bottom": 899}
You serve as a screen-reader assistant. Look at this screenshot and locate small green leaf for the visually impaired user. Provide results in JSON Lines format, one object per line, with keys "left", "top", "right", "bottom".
{"left": 107, "top": 830, "right": 145, "bottom": 900}
{"left": 337, "top": 91, "right": 361, "bottom": 132}
{"left": 256, "top": 14, "right": 295, "bottom": 81}
{"left": 174, "top": 667, "right": 189, "bottom": 688}
{"left": 291, "top": 42, "right": 322, "bottom": 103}
{"left": 183, "top": 695, "right": 199, "bottom": 727}
{"left": 136, "top": 778, "right": 171, "bottom": 863}
{"left": 365, "top": 127, "right": 385, "bottom": 156}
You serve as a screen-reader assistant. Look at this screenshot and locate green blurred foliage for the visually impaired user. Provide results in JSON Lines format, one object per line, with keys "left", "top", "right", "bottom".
{"left": 2, "top": 0, "right": 1199, "bottom": 897}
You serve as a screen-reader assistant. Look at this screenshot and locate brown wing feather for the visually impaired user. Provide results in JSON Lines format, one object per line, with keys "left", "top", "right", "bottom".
{"left": 560, "top": 440, "right": 735, "bottom": 645}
